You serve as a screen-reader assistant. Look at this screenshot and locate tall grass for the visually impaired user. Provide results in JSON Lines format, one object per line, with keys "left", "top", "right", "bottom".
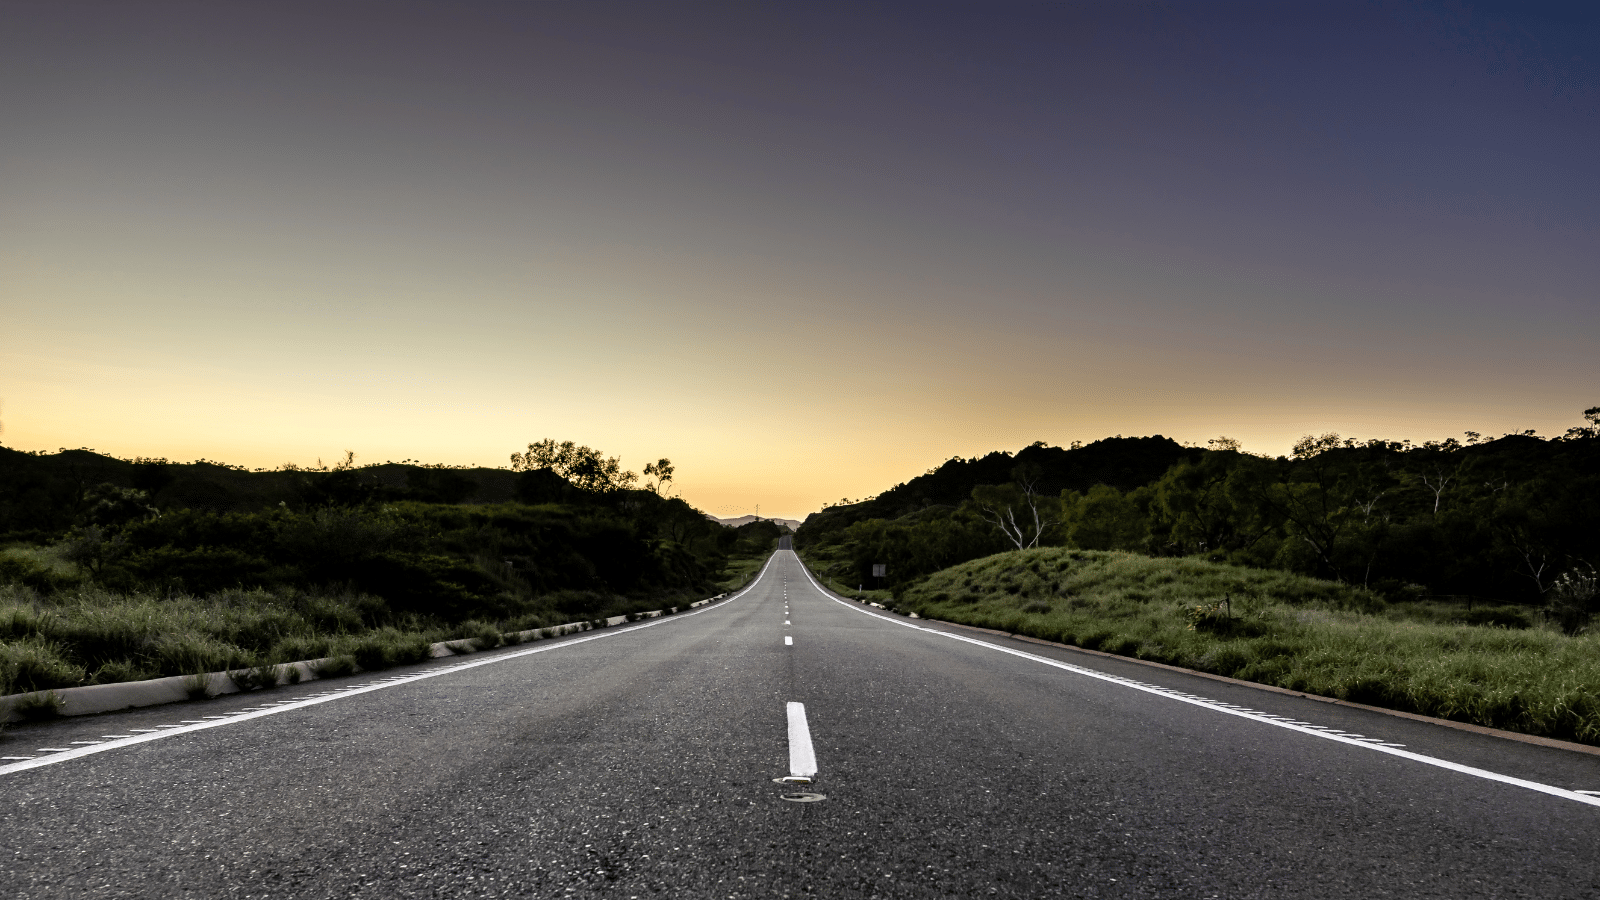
{"left": 891, "top": 548, "right": 1600, "bottom": 746}
{"left": 714, "top": 553, "right": 770, "bottom": 592}
{"left": 0, "top": 541, "right": 772, "bottom": 697}
{"left": 0, "top": 583, "right": 461, "bottom": 695}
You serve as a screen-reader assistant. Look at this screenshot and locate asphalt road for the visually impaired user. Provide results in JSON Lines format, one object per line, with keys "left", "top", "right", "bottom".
{"left": 4, "top": 542, "right": 1600, "bottom": 899}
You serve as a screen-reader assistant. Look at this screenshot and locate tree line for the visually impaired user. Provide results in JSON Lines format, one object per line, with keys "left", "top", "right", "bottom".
{"left": 797, "top": 409, "right": 1600, "bottom": 612}
{"left": 0, "top": 440, "right": 777, "bottom": 625}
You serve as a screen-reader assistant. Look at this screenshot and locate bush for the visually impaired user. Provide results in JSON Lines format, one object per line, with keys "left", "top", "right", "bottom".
{"left": 228, "top": 664, "right": 281, "bottom": 692}
{"left": 1548, "top": 566, "right": 1599, "bottom": 635}
{"left": 458, "top": 619, "right": 504, "bottom": 651}
{"left": 0, "top": 638, "right": 85, "bottom": 695}
{"left": 349, "top": 629, "right": 432, "bottom": 671}
{"left": 311, "top": 656, "right": 357, "bottom": 679}
{"left": 0, "top": 551, "right": 83, "bottom": 593}
{"left": 13, "top": 691, "right": 64, "bottom": 721}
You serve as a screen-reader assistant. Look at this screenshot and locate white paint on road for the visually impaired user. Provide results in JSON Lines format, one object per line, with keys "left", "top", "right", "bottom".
{"left": 787, "top": 701, "right": 818, "bottom": 778}
{"left": 789, "top": 552, "right": 1600, "bottom": 810}
{"left": 785, "top": 636, "right": 793, "bottom": 646}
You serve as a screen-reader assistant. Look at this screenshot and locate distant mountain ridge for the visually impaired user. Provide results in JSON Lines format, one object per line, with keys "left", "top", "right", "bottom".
{"left": 706, "top": 514, "right": 803, "bottom": 531}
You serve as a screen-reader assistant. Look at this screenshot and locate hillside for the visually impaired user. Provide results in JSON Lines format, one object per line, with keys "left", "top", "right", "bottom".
{"left": 794, "top": 419, "right": 1600, "bottom": 610}
{"left": 799, "top": 435, "right": 1195, "bottom": 538}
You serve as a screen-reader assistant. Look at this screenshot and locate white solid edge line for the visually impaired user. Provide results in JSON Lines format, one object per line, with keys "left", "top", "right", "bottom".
{"left": 0, "top": 552, "right": 786, "bottom": 779}
{"left": 787, "top": 551, "right": 1600, "bottom": 810}
{"left": 787, "top": 701, "right": 818, "bottom": 778}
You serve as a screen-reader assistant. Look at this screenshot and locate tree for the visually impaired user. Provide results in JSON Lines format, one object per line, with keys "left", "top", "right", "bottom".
{"left": 1563, "top": 406, "right": 1600, "bottom": 441}
{"left": 1405, "top": 439, "right": 1466, "bottom": 515}
{"left": 1060, "top": 484, "right": 1148, "bottom": 551}
{"left": 1240, "top": 433, "right": 1367, "bottom": 581}
{"left": 643, "top": 458, "right": 675, "bottom": 497}
{"left": 971, "top": 464, "right": 1059, "bottom": 551}
{"left": 510, "top": 439, "right": 637, "bottom": 493}
{"left": 1151, "top": 452, "right": 1250, "bottom": 555}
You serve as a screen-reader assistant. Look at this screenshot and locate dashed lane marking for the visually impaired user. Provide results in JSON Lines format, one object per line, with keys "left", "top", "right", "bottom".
{"left": 787, "top": 701, "right": 818, "bottom": 779}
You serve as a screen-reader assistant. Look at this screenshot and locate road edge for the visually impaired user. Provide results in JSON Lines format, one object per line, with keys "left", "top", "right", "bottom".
{"left": 794, "top": 551, "right": 1600, "bottom": 759}
{"left": 0, "top": 592, "right": 739, "bottom": 723}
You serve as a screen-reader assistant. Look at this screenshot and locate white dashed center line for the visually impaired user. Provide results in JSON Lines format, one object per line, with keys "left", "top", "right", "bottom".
{"left": 786, "top": 702, "right": 818, "bottom": 779}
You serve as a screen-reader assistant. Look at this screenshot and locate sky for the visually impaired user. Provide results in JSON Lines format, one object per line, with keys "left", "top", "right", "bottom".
{"left": 2, "top": 1, "right": 1596, "bottom": 519}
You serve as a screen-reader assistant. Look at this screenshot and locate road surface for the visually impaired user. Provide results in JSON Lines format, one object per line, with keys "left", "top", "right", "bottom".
{"left": 3, "top": 542, "right": 1599, "bottom": 898}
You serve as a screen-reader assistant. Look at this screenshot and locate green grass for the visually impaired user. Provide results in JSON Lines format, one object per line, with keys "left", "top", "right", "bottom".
{"left": 792, "top": 544, "right": 894, "bottom": 604}
{"left": 865, "top": 547, "right": 1600, "bottom": 746}
{"left": 0, "top": 548, "right": 752, "bottom": 697}
{"left": 0, "top": 582, "right": 483, "bottom": 696}
{"left": 0, "top": 544, "right": 86, "bottom": 593}
{"left": 714, "top": 549, "right": 775, "bottom": 593}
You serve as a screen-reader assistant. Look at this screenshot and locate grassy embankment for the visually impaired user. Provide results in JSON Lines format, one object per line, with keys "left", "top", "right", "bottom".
{"left": 794, "top": 543, "right": 895, "bottom": 606}
{"left": 802, "top": 545, "right": 1600, "bottom": 746}
{"left": 713, "top": 551, "right": 772, "bottom": 594}
{"left": 0, "top": 541, "right": 774, "bottom": 702}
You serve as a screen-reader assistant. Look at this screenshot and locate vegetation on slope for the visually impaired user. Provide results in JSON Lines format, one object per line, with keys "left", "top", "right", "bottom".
{"left": 879, "top": 547, "right": 1600, "bottom": 745}
{"left": 799, "top": 408, "right": 1600, "bottom": 615}
{"left": 0, "top": 442, "right": 787, "bottom": 697}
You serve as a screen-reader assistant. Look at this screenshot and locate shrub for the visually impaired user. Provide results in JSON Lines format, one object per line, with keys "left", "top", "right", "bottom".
{"left": 311, "top": 655, "right": 357, "bottom": 679}
{"left": 350, "top": 629, "right": 431, "bottom": 671}
{"left": 90, "top": 658, "right": 152, "bottom": 685}
{"left": 0, "top": 550, "right": 83, "bottom": 593}
{"left": 1548, "top": 566, "right": 1599, "bottom": 635}
{"left": 0, "top": 637, "right": 85, "bottom": 695}
{"left": 458, "top": 620, "right": 503, "bottom": 651}
{"left": 183, "top": 674, "right": 214, "bottom": 700}
{"left": 228, "top": 664, "right": 281, "bottom": 692}
{"left": 13, "top": 691, "right": 64, "bottom": 721}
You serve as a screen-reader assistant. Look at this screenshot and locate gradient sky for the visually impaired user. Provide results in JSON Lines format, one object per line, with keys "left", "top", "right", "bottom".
{"left": 3, "top": 1, "right": 1597, "bottom": 519}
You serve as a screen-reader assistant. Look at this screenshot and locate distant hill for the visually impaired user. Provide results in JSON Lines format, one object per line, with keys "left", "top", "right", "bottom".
{"left": 799, "top": 435, "right": 1196, "bottom": 536}
{"left": 707, "top": 514, "right": 803, "bottom": 531}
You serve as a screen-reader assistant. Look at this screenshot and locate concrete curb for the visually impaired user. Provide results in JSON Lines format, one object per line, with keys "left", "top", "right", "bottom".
{"left": 0, "top": 593, "right": 730, "bottom": 724}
